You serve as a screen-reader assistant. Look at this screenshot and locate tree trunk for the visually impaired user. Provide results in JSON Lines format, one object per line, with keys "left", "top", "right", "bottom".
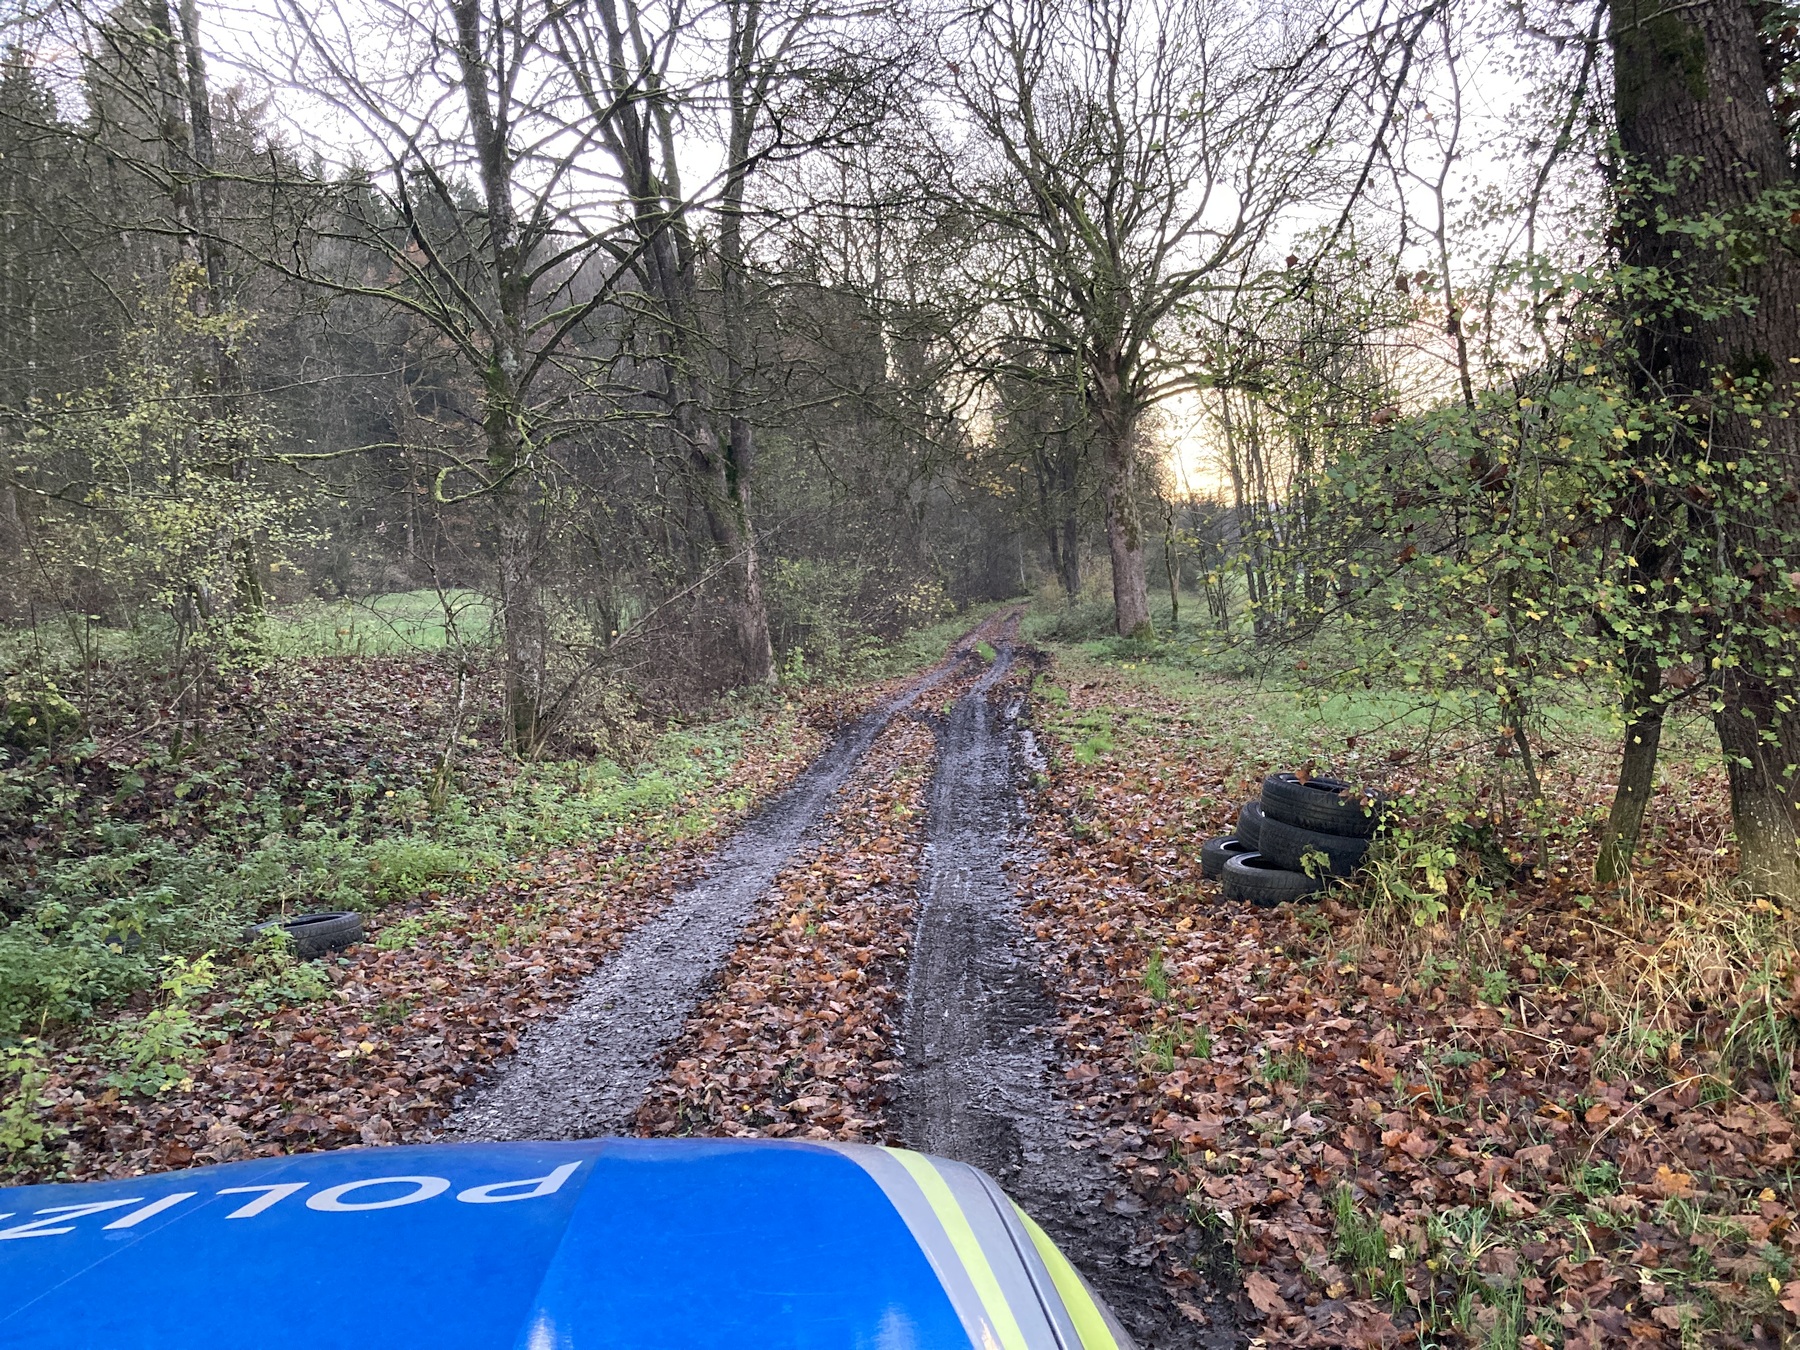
{"left": 586, "top": 0, "right": 774, "bottom": 688}
{"left": 1596, "top": 521, "right": 1670, "bottom": 884}
{"left": 1101, "top": 451, "right": 1150, "bottom": 637}
{"left": 1610, "top": 0, "right": 1800, "bottom": 897}
{"left": 1059, "top": 513, "right": 1081, "bottom": 598}
{"left": 452, "top": 0, "right": 547, "bottom": 751}
{"left": 706, "top": 428, "right": 775, "bottom": 686}
{"left": 146, "top": 0, "right": 200, "bottom": 254}
{"left": 498, "top": 524, "right": 547, "bottom": 753}
{"left": 1715, "top": 669, "right": 1800, "bottom": 894}
{"left": 1596, "top": 641, "right": 1666, "bottom": 885}
{"left": 1034, "top": 426, "right": 1082, "bottom": 599}
{"left": 0, "top": 485, "right": 22, "bottom": 556}
{"left": 175, "top": 0, "right": 263, "bottom": 620}
{"left": 1163, "top": 500, "right": 1181, "bottom": 630}
{"left": 1094, "top": 363, "right": 1150, "bottom": 637}
{"left": 713, "top": 0, "right": 776, "bottom": 686}
{"left": 174, "top": 0, "right": 228, "bottom": 315}
{"left": 485, "top": 358, "right": 547, "bottom": 754}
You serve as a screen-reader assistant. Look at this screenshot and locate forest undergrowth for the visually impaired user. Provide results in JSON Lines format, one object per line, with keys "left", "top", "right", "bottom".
{"left": 8, "top": 599, "right": 1798, "bottom": 1349}
{"left": 1023, "top": 642, "right": 1799, "bottom": 1349}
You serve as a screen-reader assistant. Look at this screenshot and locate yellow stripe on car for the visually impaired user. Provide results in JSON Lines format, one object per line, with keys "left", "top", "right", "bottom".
{"left": 890, "top": 1149, "right": 1031, "bottom": 1350}
{"left": 1012, "top": 1204, "right": 1120, "bottom": 1350}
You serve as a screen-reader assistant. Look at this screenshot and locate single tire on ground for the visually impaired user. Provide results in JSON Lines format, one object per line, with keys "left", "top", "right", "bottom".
{"left": 1256, "top": 815, "right": 1371, "bottom": 879}
{"left": 1200, "top": 834, "right": 1254, "bottom": 880}
{"left": 246, "top": 911, "right": 364, "bottom": 959}
{"left": 1220, "top": 853, "right": 1324, "bottom": 907}
{"left": 1260, "top": 772, "right": 1385, "bottom": 838}
{"left": 1236, "top": 800, "right": 1266, "bottom": 850}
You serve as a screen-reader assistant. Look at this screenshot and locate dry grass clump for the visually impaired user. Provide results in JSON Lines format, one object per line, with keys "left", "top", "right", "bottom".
{"left": 1594, "top": 873, "right": 1800, "bottom": 1099}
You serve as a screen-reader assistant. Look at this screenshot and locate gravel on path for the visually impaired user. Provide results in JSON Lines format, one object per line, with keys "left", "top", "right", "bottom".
{"left": 444, "top": 647, "right": 970, "bottom": 1142}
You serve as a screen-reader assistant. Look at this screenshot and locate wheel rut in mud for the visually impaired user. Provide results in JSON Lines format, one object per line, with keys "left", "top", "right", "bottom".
{"left": 898, "top": 634, "right": 1242, "bottom": 1350}
{"left": 445, "top": 654, "right": 964, "bottom": 1143}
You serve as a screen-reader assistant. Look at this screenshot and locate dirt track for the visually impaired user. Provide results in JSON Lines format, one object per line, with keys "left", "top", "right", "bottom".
{"left": 898, "top": 631, "right": 1241, "bottom": 1350}
{"left": 444, "top": 654, "right": 963, "bottom": 1142}
{"left": 448, "top": 616, "right": 1241, "bottom": 1346}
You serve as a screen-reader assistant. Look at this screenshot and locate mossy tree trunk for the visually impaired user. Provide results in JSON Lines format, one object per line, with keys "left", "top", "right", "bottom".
{"left": 1610, "top": 0, "right": 1800, "bottom": 898}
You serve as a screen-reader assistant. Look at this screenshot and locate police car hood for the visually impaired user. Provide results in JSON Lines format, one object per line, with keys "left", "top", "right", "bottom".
{"left": 0, "top": 1138, "right": 1105, "bottom": 1349}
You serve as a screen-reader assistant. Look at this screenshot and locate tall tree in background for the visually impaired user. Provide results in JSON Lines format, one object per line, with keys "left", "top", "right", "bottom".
{"left": 555, "top": 0, "right": 885, "bottom": 685}
{"left": 1609, "top": 0, "right": 1800, "bottom": 897}
{"left": 993, "top": 347, "right": 1087, "bottom": 599}
{"left": 933, "top": 0, "right": 1337, "bottom": 636}
{"left": 559, "top": 0, "right": 773, "bottom": 685}
{"left": 73, "top": 0, "right": 268, "bottom": 614}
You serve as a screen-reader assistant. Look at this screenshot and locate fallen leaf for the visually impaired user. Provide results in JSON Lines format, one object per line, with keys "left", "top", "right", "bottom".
{"left": 1245, "top": 1272, "right": 1290, "bottom": 1318}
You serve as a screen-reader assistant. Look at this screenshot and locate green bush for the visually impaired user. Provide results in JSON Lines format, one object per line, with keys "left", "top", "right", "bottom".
{"left": 232, "top": 933, "right": 332, "bottom": 1022}
{"left": 104, "top": 952, "right": 216, "bottom": 1097}
{"left": 361, "top": 837, "right": 470, "bottom": 904}
{"left": 766, "top": 557, "right": 956, "bottom": 680}
{"left": 0, "top": 1039, "right": 61, "bottom": 1170}
{"left": 0, "top": 924, "right": 151, "bottom": 1038}
{"left": 2, "top": 683, "right": 83, "bottom": 751}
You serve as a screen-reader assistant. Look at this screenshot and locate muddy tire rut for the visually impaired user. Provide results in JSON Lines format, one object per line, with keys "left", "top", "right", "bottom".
{"left": 443, "top": 647, "right": 965, "bottom": 1142}
{"left": 897, "top": 634, "right": 1241, "bottom": 1350}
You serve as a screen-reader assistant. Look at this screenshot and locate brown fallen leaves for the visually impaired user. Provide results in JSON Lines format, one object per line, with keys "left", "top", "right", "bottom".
{"left": 16, "top": 627, "right": 985, "bottom": 1186}
{"left": 1020, "top": 657, "right": 1800, "bottom": 1349}
{"left": 32, "top": 684, "right": 839, "bottom": 1182}
{"left": 635, "top": 714, "right": 937, "bottom": 1141}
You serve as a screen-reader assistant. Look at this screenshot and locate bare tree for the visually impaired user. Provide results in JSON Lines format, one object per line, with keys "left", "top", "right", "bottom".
{"left": 930, "top": 0, "right": 1342, "bottom": 636}
{"left": 265, "top": 0, "right": 635, "bottom": 749}
{"left": 550, "top": 0, "right": 884, "bottom": 684}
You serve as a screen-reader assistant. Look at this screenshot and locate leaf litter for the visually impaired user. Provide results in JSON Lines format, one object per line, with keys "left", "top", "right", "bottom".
{"left": 18, "top": 627, "right": 1798, "bottom": 1350}
{"left": 1020, "top": 656, "right": 1800, "bottom": 1348}
{"left": 20, "top": 665, "right": 932, "bottom": 1181}
{"left": 634, "top": 712, "right": 938, "bottom": 1141}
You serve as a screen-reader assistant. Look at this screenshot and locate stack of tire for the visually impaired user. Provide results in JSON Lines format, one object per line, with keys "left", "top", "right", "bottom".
{"left": 1201, "top": 772, "right": 1385, "bottom": 907}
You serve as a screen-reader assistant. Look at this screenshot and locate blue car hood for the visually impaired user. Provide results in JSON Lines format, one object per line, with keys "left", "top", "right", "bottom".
{"left": 0, "top": 1138, "right": 1126, "bottom": 1349}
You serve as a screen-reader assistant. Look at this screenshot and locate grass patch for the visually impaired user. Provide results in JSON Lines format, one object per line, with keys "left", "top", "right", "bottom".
{"left": 844, "top": 602, "right": 1013, "bottom": 682}
{"left": 1143, "top": 948, "right": 1170, "bottom": 1002}
{"left": 263, "top": 590, "right": 493, "bottom": 657}
{"left": 1332, "top": 1186, "right": 1410, "bottom": 1306}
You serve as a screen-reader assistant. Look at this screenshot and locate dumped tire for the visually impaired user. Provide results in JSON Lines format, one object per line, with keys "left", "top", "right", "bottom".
{"left": 1257, "top": 815, "right": 1370, "bottom": 878}
{"left": 1236, "top": 800, "right": 1266, "bottom": 850}
{"left": 1260, "top": 772, "right": 1385, "bottom": 838}
{"left": 1220, "top": 853, "right": 1324, "bottom": 906}
{"left": 1200, "top": 834, "right": 1254, "bottom": 880}
{"left": 245, "top": 911, "right": 364, "bottom": 959}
